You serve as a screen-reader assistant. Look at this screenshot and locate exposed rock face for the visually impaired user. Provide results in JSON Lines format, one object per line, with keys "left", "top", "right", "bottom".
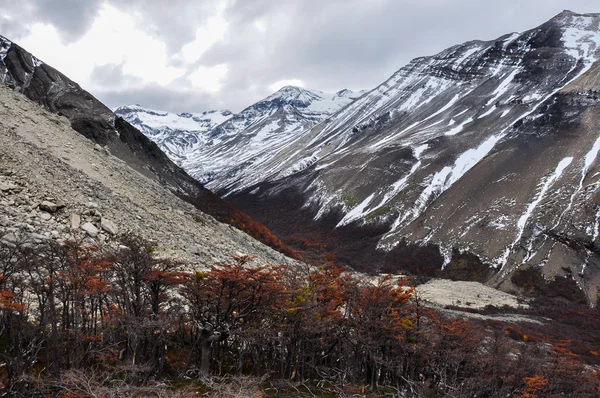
{"left": 114, "top": 11, "right": 600, "bottom": 303}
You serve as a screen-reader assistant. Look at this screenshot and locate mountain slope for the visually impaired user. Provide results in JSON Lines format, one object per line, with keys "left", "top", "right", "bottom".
{"left": 0, "top": 84, "right": 292, "bottom": 267}
{"left": 0, "top": 34, "right": 298, "bottom": 259}
{"left": 221, "top": 11, "right": 600, "bottom": 302}
{"left": 114, "top": 105, "right": 233, "bottom": 166}
{"left": 116, "top": 86, "right": 364, "bottom": 188}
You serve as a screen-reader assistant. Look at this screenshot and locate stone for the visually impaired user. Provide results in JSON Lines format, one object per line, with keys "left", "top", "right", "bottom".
{"left": 70, "top": 214, "right": 81, "bottom": 229}
{"left": 39, "top": 200, "right": 58, "bottom": 213}
{"left": 94, "top": 144, "right": 102, "bottom": 151}
{"left": 0, "top": 183, "right": 10, "bottom": 191}
{"left": 55, "top": 199, "right": 66, "bottom": 210}
{"left": 100, "top": 218, "right": 118, "bottom": 235}
{"left": 39, "top": 212, "right": 52, "bottom": 221}
{"left": 81, "top": 222, "right": 99, "bottom": 237}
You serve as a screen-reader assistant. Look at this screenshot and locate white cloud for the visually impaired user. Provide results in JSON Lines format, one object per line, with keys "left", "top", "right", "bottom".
{"left": 268, "top": 79, "right": 305, "bottom": 92}
{"left": 189, "top": 64, "right": 229, "bottom": 93}
{"left": 181, "top": 16, "right": 228, "bottom": 63}
{"left": 17, "top": 4, "right": 185, "bottom": 90}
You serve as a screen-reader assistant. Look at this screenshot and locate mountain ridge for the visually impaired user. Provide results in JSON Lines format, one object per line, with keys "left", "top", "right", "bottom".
{"left": 117, "top": 10, "right": 600, "bottom": 304}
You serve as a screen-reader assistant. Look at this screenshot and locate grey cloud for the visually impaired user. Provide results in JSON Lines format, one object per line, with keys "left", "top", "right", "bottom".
{"left": 89, "top": 63, "right": 143, "bottom": 88}
{"left": 96, "top": 84, "right": 219, "bottom": 113}
{"left": 3, "top": 0, "right": 599, "bottom": 112}
{"left": 111, "top": 0, "right": 223, "bottom": 53}
{"left": 202, "top": 0, "right": 600, "bottom": 107}
{"left": 33, "top": 0, "right": 102, "bottom": 42}
{"left": 0, "top": 0, "right": 101, "bottom": 43}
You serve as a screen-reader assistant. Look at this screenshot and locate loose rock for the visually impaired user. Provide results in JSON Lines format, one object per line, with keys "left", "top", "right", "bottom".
{"left": 39, "top": 212, "right": 52, "bottom": 221}
{"left": 100, "top": 218, "right": 118, "bottom": 235}
{"left": 81, "top": 222, "right": 99, "bottom": 237}
{"left": 39, "top": 200, "right": 58, "bottom": 213}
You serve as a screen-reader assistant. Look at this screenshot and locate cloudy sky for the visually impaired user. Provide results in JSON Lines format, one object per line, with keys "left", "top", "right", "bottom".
{"left": 1, "top": 0, "right": 598, "bottom": 113}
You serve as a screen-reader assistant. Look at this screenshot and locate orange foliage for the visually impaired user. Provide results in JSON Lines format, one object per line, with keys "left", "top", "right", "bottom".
{"left": 518, "top": 375, "right": 548, "bottom": 398}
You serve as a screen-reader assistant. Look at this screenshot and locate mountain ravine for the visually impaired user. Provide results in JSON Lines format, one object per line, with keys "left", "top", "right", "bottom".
{"left": 117, "top": 11, "right": 600, "bottom": 304}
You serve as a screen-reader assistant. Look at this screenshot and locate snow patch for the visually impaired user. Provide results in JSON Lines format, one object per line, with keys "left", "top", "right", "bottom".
{"left": 391, "top": 135, "right": 502, "bottom": 231}
{"left": 337, "top": 193, "right": 376, "bottom": 227}
{"left": 366, "top": 144, "right": 429, "bottom": 217}
{"left": 31, "top": 55, "right": 43, "bottom": 68}
{"left": 486, "top": 67, "right": 521, "bottom": 107}
{"left": 445, "top": 117, "right": 473, "bottom": 136}
{"left": 478, "top": 106, "right": 497, "bottom": 119}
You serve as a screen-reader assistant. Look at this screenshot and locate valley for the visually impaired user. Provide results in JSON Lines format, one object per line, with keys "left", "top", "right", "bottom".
{"left": 0, "top": 7, "right": 599, "bottom": 397}
{"left": 119, "top": 10, "right": 600, "bottom": 305}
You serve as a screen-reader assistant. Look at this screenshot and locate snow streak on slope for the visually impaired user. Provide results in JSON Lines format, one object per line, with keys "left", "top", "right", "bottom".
{"left": 554, "top": 134, "right": 600, "bottom": 227}
{"left": 391, "top": 135, "right": 503, "bottom": 232}
{"left": 359, "top": 144, "right": 429, "bottom": 221}
{"left": 497, "top": 157, "right": 573, "bottom": 269}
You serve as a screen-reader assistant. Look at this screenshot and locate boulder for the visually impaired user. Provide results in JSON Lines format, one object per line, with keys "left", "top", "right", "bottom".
{"left": 39, "top": 201, "right": 58, "bottom": 213}
{"left": 100, "top": 218, "right": 118, "bottom": 235}
{"left": 0, "top": 182, "right": 17, "bottom": 192}
{"left": 81, "top": 222, "right": 99, "bottom": 237}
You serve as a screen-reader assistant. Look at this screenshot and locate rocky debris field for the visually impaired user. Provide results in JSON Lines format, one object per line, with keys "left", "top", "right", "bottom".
{"left": 416, "top": 279, "right": 528, "bottom": 309}
{"left": 0, "top": 85, "right": 296, "bottom": 268}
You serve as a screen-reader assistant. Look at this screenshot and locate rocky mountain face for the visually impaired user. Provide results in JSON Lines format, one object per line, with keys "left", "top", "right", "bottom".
{"left": 0, "top": 35, "right": 297, "bottom": 265}
{"left": 119, "top": 11, "right": 600, "bottom": 304}
{"left": 116, "top": 86, "right": 364, "bottom": 188}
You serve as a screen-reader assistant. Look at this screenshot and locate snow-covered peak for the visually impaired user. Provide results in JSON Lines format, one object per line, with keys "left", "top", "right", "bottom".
{"left": 115, "top": 105, "right": 233, "bottom": 132}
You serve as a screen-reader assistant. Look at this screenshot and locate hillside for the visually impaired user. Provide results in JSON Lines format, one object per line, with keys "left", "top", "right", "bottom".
{"left": 0, "top": 84, "right": 293, "bottom": 266}
{"left": 0, "top": 33, "right": 298, "bottom": 259}
{"left": 120, "top": 10, "right": 600, "bottom": 304}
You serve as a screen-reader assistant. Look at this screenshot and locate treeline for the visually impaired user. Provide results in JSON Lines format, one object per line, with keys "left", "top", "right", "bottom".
{"left": 0, "top": 232, "right": 598, "bottom": 397}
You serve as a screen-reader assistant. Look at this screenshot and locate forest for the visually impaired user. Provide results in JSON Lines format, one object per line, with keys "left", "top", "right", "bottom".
{"left": 0, "top": 232, "right": 598, "bottom": 397}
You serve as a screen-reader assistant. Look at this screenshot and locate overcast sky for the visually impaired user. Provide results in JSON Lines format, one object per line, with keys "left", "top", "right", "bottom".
{"left": 1, "top": 0, "right": 598, "bottom": 113}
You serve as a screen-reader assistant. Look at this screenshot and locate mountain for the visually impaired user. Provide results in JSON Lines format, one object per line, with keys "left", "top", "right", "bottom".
{"left": 114, "top": 105, "right": 233, "bottom": 166}
{"left": 121, "top": 11, "right": 600, "bottom": 303}
{"left": 0, "top": 34, "right": 298, "bottom": 260}
{"left": 116, "top": 86, "right": 365, "bottom": 187}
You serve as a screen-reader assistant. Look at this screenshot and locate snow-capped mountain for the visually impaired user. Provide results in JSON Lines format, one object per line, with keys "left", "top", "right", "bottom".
{"left": 116, "top": 86, "right": 365, "bottom": 185}
{"left": 240, "top": 10, "right": 600, "bottom": 298}
{"left": 114, "top": 105, "right": 233, "bottom": 164}
{"left": 116, "top": 11, "right": 600, "bottom": 303}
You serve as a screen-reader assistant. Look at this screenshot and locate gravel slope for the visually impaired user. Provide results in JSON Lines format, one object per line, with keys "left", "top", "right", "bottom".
{"left": 0, "top": 85, "right": 296, "bottom": 268}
